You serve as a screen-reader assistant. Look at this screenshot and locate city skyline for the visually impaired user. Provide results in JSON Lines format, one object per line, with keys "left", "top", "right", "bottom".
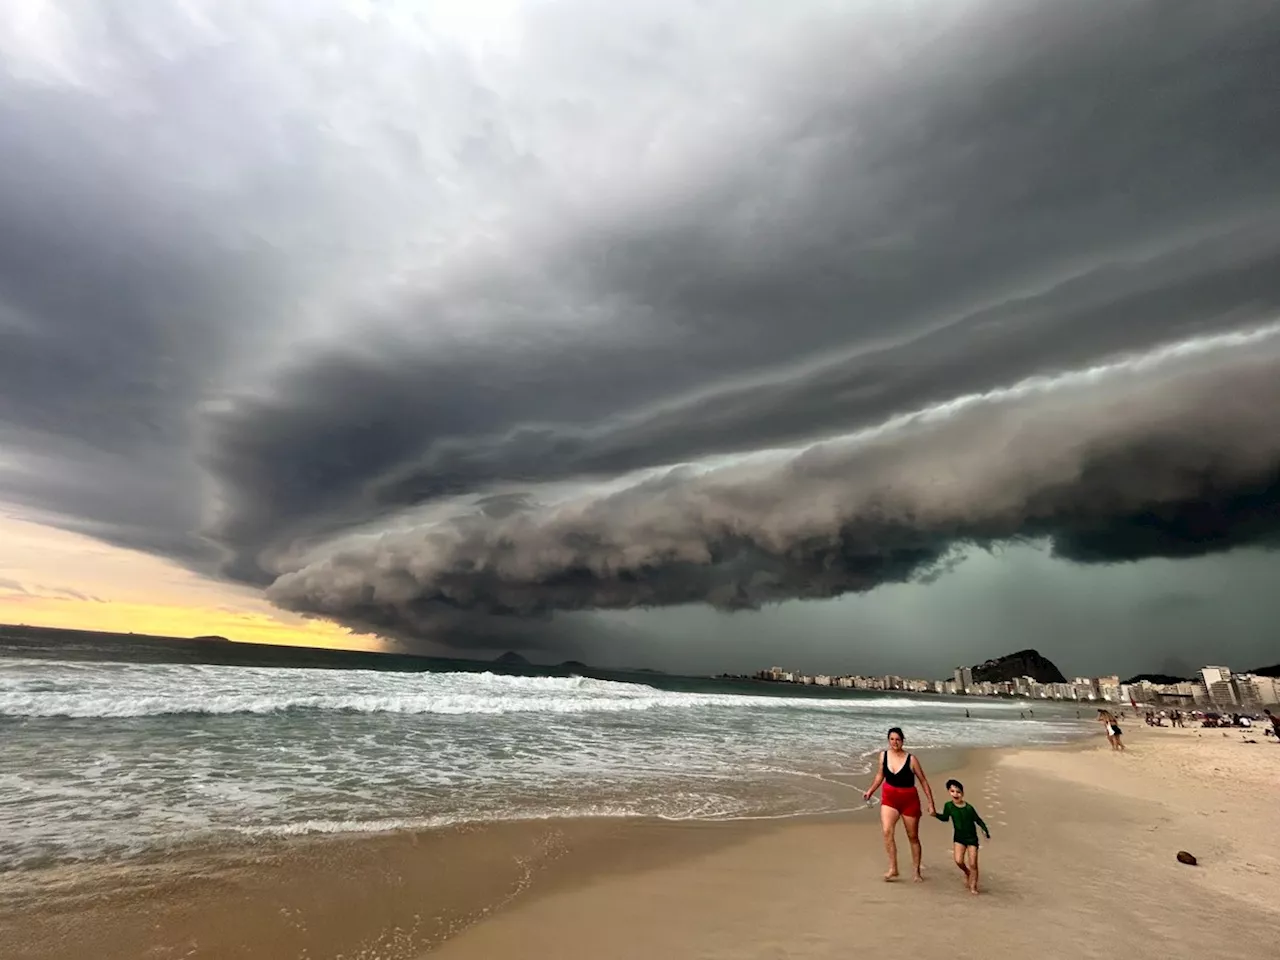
{"left": 750, "top": 663, "right": 1280, "bottom": 710}
{"left": 3, "top": 603, "right": 1275, "bottom": 688}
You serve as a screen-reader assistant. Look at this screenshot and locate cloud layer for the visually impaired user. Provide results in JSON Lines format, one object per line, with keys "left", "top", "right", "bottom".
{"left": 2, "top": 2, "right": 1280, "bottom": 666}
{"left": 267, "top": 325, "right": 1280, "bottom": 634}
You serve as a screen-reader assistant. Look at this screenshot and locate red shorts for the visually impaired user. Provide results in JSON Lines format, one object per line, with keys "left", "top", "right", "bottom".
{"left": 880, "top": 784, "right": 922, "bottom": 818}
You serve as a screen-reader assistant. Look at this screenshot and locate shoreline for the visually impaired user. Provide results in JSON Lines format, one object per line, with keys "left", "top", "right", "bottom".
{"left": 0, "top": 742, "right": 986, "bottom": 960}
{"left": 425, "top": 727, "right": 1278, "bottom": 960}
{"left": 14, "top": 727, "right": 1275, "bottom": 960}
{"left": 0, "top": 737, "right": 989, "bottom": 875}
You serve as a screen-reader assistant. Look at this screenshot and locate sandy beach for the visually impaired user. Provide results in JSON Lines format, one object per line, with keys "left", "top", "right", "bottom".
{"left": 427, "top": 725, "right": 1280, "bottom": 960}
{"left": 3, "top": 725, "right": 1277, "bottom": 960}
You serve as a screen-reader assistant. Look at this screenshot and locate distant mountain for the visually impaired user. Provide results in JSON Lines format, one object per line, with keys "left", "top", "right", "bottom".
{"left": 493, "top": 651, "right": 531, "bottom": 666}
{"left": 0, "top": 623, "right": 451, "bottom": 672}
{"left": 1250, "top": 664, "right": 1280, "bottom": 677}
{"left": 1122, "top": 673, "right": 1188, "bottom": 685}
{"left": 559, "top": 660, "right": 588, "bottom": 671}
{"left": 970, "top": 649, "right": 1066, "bottom": 685}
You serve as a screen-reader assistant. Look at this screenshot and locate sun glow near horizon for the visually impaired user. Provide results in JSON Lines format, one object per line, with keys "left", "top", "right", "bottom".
{"left": 0, "top": 514, "right": 387, "bottom": 652}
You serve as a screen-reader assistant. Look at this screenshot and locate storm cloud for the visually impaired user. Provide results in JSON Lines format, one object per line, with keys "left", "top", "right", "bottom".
{"left": 2, "top": 1, "right": 1280, "bottom": 672}
{"left": 267, "top": 325, "right": 1280, "bottom": 630}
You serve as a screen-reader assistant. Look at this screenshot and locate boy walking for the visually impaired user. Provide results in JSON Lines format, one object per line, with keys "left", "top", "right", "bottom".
{"left": 933, "top": 779, "right": 991, "bottom": 894}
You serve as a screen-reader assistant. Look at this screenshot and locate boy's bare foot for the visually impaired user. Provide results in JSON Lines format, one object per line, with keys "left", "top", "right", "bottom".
{"left": 883, "top": 870, "right": 899, "bottom": 882}
{"left": 970, "top": 886, "right": 980, "bottom": 896}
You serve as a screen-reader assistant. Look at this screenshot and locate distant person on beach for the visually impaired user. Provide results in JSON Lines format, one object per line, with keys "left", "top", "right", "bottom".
{"left": 1109, "top": 719, "right": 1125, "bottom": 751}
{"left": 1099, "top": 711, "right": 1125, "bottom": 752}
{"left": 862, "top": 727, "right": 937, "bottom": 882}
{"left": 1265, "top": 709, "right": 1280, "bottom": 739}
{"left": 933, "top": 779, "right": 990, "bottom": 895}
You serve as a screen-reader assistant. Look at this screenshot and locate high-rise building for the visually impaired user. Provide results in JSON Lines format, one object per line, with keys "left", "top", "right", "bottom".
{"left": 1232, "top": 674, "right": 1280, "bottom": 709}
{"left": 1073, "top": 677, "right": 1100, "bottom": 700}
{"left": 1200, "top": 666, "right": 1238, "bottom": 708}
{"left": 1097, "top": 675, "right": 1121, "bottom": 702}
{"left": 1201, "top": 665, "right": 1229, "bottom": 686}
{"left": 1232, "top": 676, "right": 1262, "bottom": 710}
{"left": 953, "top": 666, "right": 973, "bottom": 692}
{"left": 1258, "top": 676, "right": 1280, "bottom": 706}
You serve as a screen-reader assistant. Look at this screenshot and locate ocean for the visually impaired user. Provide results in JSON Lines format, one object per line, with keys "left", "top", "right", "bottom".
{"left": 0, "top": 636, "right": 1083, "bottom": 872}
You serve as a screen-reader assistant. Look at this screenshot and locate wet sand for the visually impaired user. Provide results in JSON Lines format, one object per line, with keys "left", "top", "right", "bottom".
{"left": 0, "top": 816, "right": 768, "bottom": 960}
{"left": 3, "top": 729, "right": 1276, "bottom": 959}
{"left": 427, "top": 727, "right": 1278, "bottom": 960}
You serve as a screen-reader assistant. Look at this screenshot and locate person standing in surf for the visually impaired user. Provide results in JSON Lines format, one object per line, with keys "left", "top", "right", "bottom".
{"left": 862, "top": 727, "right": 937, "bottom": 882}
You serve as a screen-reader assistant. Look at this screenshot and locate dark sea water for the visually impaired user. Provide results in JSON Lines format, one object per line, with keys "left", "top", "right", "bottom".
{"left": 0, "top": 629, "right": 1082, "bottom": 870}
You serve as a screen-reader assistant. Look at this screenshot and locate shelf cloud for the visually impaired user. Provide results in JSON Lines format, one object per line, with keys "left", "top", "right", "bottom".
{"left": 266, "top": 325, "right": 1280, "bottom": 636}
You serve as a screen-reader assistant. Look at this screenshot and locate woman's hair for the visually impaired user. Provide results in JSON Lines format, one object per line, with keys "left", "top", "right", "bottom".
{"left": 887, "top": 726, "right": 905, "bottom": 742}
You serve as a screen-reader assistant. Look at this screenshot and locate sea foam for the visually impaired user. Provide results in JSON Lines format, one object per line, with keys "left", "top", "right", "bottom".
{"left": 0, "top": 657, "right": 1080, "bottom": 870}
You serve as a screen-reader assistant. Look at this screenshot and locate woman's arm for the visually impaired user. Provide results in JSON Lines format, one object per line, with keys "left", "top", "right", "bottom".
{"left": 862, "top": 752, "right": 886, "bottom": 800}
{"left": 911, "top": 755, "right": 936, "bottom": 814}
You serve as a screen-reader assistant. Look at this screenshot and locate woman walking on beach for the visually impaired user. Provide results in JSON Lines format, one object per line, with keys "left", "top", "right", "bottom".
{"left": 1098, "top": 711, "right": 1125, "bottom": 752}
{"left": 863, "top": 727, "right": 937, "bottom": 882}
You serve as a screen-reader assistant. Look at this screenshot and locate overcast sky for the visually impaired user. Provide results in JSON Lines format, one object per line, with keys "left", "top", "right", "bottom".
{"left": 2, "top": 1, "right": 1279, "bottom": 679}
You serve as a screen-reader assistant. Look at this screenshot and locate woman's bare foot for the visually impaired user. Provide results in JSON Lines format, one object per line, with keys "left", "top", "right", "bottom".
{"left": 883, "top": 870, "right": 899, "bottom": 882}
{"left": 912, "top": 872, "right": 924, "bottom": 883}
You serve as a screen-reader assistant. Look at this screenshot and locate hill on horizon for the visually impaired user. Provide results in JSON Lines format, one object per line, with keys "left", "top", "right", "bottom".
{"left": 970, "top": 649, "right": 1066, "bottom": 685}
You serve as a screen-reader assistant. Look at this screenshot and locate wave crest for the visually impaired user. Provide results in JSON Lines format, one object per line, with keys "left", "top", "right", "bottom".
{"left": 0, "top": 664, "right": 995, "bottom": 719}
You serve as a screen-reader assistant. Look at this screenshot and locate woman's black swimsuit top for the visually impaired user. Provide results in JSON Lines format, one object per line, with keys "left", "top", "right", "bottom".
{"left": 883, "top": 751, "right": 915, "bottom": 788}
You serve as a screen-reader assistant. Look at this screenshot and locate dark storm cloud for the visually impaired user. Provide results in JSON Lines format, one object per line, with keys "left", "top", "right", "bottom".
{"left": 369, "top": 221, "right": 1280, "bottom": 507}
{"left": 1, "top": 2, "right": 1280, "bottom": 665}
{"left": 195, "top": 1, "right": 1280, "bottom": 585}
{"left": 268, "top": 329, "right": 1280, "bottom": 638}
{"left": 0, "top": 47, "right": 290, "bottom": 559}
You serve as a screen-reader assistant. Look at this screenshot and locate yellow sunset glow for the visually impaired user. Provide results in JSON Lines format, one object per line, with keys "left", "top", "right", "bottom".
{"left": 0, "top": 513, "right": 385, "bottom": 652}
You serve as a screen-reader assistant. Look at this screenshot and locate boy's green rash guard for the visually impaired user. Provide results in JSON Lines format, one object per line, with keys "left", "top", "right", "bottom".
{"left": 934, "top": 801, "right": 990, "bottom": 846}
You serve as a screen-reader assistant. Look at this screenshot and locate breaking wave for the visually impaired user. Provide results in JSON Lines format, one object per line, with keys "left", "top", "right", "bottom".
{"left": 0, "top": 662, "right": 986, "bottom": 719}
{"left": 0, "top": 654, "right": 1078, "bottom": 870}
